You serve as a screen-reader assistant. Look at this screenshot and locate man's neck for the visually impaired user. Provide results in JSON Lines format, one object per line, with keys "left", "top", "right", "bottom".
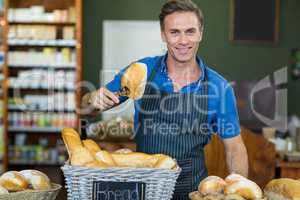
{"left": 166, "top": 55, "right": 200, "bottom": 78}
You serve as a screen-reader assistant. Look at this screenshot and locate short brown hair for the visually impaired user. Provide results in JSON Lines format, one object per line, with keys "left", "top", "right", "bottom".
{"left": 159, "top": 0, "right": 204, "bottom": 31}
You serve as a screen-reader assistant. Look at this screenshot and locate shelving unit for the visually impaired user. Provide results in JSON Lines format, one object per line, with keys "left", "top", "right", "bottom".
{"left": 1, "top": 0, "right": 82, "bottom": 187}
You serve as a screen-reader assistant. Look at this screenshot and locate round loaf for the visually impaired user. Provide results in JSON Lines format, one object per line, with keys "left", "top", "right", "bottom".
{"left": 0, "top": 171, "right": 28, "bottom": 191}
{"left": 224, "top": 179, "right": 262, "bottom": 199}
{"left": 19, "top": 170, "right": 51, "bottom": 190}
{"left": 198, "top": 176, "right": 227, "bottom": 195}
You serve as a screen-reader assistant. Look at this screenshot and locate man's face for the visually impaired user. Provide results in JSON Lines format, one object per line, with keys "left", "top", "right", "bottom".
{"left": 161, "top": 11, "right": 202, "bottom": 63}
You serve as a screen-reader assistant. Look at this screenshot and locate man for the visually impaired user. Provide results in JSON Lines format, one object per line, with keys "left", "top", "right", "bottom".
{"left": 82, "top": 0, "right": 248, "bottom": 199}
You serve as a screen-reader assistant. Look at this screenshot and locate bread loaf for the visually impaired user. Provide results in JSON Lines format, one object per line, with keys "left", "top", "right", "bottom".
{"left": 225, "top": 174, "right": 247, "bottom": 185}
{"left": 264, "top": 178, "right": 300, "bottom": 200}
{"left": 95, "top": 151, "right": 117, "bottom": 167}
{"left": 189, "top": 191, "right": 203, "bottom": 200}
{"left": 153, "top": 154, "right": 177, "bottom": 169}
{"left": 19, "top": 170, "right": 51, "bottom": 190}
{"left": 198, "top": 176, "right": 226, "bottom": 195}
{"left": 0, "top": 185, "right": 9, "bottom": 194}
{"left": 224, "top": 179, "right": 262, "bottom": 199}
{"left": 0, "top": 171, "right": 28, "bottom": 191}
{"left": 121, "top": 62, "right": 147, "bottom": 100}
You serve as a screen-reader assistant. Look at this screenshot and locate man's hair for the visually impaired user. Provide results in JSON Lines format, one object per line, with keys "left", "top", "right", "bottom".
{"left": 159, "top": 0, "right": 204, "bottom": 31}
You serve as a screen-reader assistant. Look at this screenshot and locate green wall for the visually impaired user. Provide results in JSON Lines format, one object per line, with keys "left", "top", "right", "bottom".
{"left": 83, "top": 0, "right": 300, "bottom": 116}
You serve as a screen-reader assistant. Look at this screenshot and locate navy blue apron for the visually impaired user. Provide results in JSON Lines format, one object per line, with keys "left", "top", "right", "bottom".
{"left": 135, "top": 57, "right": 210, "bottom": 200}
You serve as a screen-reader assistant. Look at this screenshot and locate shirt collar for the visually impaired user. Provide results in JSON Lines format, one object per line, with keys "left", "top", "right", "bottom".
{"left": 160, "top": 53, "right": 206, "bottom": 82}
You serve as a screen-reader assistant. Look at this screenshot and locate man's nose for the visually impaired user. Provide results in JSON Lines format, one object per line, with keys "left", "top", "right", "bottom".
{"left": 178, "top": 33, "right": 189, "bottom": 44}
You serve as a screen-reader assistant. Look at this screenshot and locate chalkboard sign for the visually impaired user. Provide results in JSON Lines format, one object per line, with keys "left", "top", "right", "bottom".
{"left": 93, "top": 181, "right": 146, "bottom": 200}
{"left": 230, "top": 0, "right": 280, "bottom": 45}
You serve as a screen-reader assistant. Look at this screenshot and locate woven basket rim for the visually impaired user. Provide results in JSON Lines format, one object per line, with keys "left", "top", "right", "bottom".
{"left": 61, "top": 163, "right": 181, "bottom": 173}
{"left": 0, "top": 183, "right": 62, "bottom": 196}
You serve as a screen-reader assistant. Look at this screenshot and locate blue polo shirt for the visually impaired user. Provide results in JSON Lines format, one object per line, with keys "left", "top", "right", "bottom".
{"left": 106, "top": 54, "right": 240, "bottom": 139}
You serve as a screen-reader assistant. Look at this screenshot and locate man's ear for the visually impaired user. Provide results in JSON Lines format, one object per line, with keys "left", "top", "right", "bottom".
{"left": 199, "top": 30, "right": 203, "bottom": 43}
{"left": 161, "top": 29, "right": 166, "bottom": 42}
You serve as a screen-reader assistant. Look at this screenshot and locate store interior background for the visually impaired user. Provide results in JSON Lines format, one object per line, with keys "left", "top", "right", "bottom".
{"left": 0, "top": 0, "right": 299, "bottom": 199}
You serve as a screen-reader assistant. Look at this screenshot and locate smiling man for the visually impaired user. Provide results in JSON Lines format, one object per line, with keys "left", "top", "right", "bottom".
{"left": 82, "top": 0, "right": 248, "bottom": 199}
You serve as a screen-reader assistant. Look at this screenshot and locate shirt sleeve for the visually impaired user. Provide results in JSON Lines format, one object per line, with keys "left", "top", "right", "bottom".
{"left": 213, "top": 84, "right": 241, "bottom": 139}
{"left": 105, "top": 67, "right": 129, "bottom": 103}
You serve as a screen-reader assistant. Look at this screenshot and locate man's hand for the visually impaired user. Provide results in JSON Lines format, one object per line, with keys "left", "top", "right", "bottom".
{"left": 83, "top": 87, "right": 120, "bottom": 113}
{"left": 223, "top": 135, "right": 249, "bottom": 177}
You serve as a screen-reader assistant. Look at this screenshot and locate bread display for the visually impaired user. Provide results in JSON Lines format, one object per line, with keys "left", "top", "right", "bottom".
{"left": 0, "top": 171, "right": 28, "bottom": 192}
{"left": 189, "top": 174, "right": 264, "bottom": 200}
{"left": 19, "top": 170, "right": 51, "bottom": 190}
{"left": 62, "top": 128, "right": 177, "bottom": 169}
{"left": 264, "top": 178, "right": 300, "bottom": 200}
{"left": 120, "top": 62, "right": 147, "bottom": 100}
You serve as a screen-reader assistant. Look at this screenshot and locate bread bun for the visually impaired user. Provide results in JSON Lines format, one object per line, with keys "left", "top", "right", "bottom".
{"left": 83, "top": 139, "right": 101, "bottom": 155}
{"left": 264, "top": 178, "right": 300, "bottom": 200}
{"left": 189, "top": 191, "right": 203, "bottom": 200}
{"left": 203, "top": 193, "right": 225, "bottom": 200}
{"left": 19, "top": 170, "right": 51, "bottom": 190}
{"left": 121, "top": 62, "right": 147, "bottom": 100}
{"left": 114, "top": 148, "right": 133, "bottom": 154}
{"left": 224, "top": 194, "right": 246, "bottom": 200}
{"left": 224, "top": 179, "right": 262, "bottom": 199}
{"left": 0, "top": 185, "right": 9, "bottom": 194}
{"left": 198, "top": 176, "right": 226, "bottom": 195}
{"left": 0, "top": 171, "right": 28, "bottom": 191}
{"left": 225, "top": 174, "right": 247, "bottom": 185}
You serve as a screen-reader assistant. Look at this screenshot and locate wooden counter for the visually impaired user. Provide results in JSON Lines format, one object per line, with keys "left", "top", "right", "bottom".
{"left": 276, "top": 160, "right": 300, "bottom": 179}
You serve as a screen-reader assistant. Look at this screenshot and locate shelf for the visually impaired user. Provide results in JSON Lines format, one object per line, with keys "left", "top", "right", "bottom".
{"left": 8, "top": 39, "right": 76, "bottom": 47}
{"left": 8, "top": 105, "right": 75, "bottom": 112}
{"left": 9, "top": 21, "right": 76, "bottom": 26}
{"left": 9, "top": 63, "right": 76, "bottom": 69}
{"left": 8, "top": 87, "right": 75, "bottom": 92}
{"left": 9, "top": 160, "right": 64, "bottom": 166}
{"left": 8, "top": 126, "right": 64, "bottom": 133}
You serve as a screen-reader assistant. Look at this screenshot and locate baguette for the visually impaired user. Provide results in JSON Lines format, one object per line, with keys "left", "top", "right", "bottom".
{"left": 83, "top": 139, "right": 101, "bottom": 155}
{"left": 264, "top": 178, "right": 300, "bottom": 200}
{"left": 95, "top": 151, "right": 117, "bottom": 167}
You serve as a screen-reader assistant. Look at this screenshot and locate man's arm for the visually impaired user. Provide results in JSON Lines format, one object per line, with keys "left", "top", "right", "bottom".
{"left": 223, "top": 134, "right": 249, "bottom": 177}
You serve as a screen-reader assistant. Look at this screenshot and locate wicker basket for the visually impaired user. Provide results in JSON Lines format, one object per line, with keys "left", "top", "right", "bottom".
{"left": 0, "top": 183, "right": 61, "bottom": 200}
{"left": 61, "top": 164, "right": 181, "bottom": 200}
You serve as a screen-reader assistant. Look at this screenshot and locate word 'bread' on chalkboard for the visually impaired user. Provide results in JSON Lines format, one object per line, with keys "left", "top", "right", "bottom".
{"left": 230, "top": 0, "right": 280, "bottom": 45}
{"left": 93, "top": 181, "right": 146, "bottom": 200}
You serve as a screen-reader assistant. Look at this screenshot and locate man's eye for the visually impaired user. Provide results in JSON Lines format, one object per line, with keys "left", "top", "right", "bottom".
{"left": 170, "top": 31, "right": 179, "bottom": 35}
{"left": 186, "top": 30, "right": 196, "bottom": 35}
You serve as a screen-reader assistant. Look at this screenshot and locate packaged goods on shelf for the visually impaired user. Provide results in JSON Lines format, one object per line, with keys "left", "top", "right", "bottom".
{"left": 8, "top": 112, "right": 77, "bottom": 128}
{"left": 8, "top": 70, "right": 76, "bottom": 90}
{"left": 8, "top": 49, "right": 76, "bottom": 67}
{"left": 8, "top": 6, "right": 76, "bottom": 23}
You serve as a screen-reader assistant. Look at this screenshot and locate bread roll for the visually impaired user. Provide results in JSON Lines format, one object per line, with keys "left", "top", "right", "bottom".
{"left": 0, "top": 171, "right": 28, "bottom": 191}
{"left": 121, "top": 62, "right": 147, "bottom": 100}
{"left": 225, "top": 174, "right": 247, "bottom": 185}
{"left": 203, "top": 193, "right": 225, "bottom": 200}
{"left": 83, "top": 139, "right": 101, "bottom": 155}
{"left": 0, "top": 185, "right": 9, "bottom": 194}
{"left": 264, "top": 178, "right": 300, "bottom": 200}
{"left": 198, "top": 176, "right": 226, "bottom": 195}
{"left": 19, "top": 170, "right": 51, "bottom": 190}
{"left": 224, "top": 179, "right": 262, "bottom": 199}
{"left": 189, "top": 191, "right": 203, "bottom": 200}
{"left": 224, "top": 194, "right": 246, "bottom": 200}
